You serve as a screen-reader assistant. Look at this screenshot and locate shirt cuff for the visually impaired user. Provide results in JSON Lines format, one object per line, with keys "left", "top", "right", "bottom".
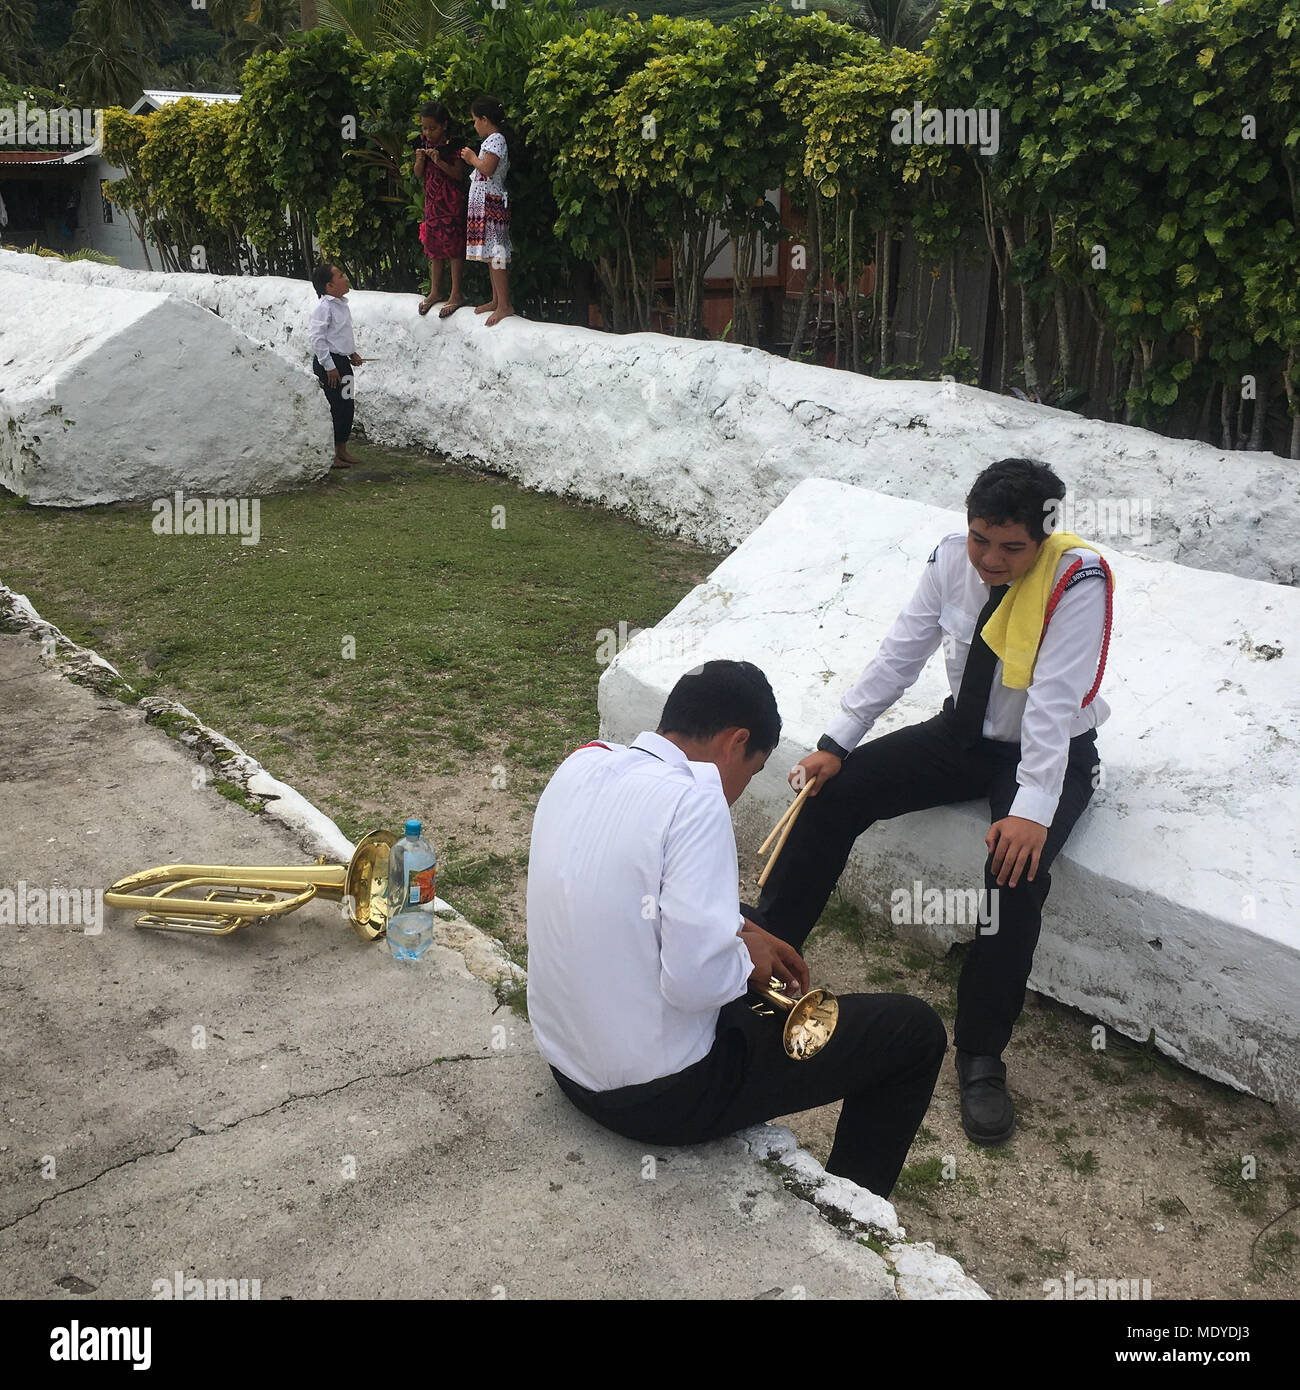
{"left": 823, "top": 712, "right": 870, "bottom": 754}
{"left": 1009, "top": 785, "right": 1058, "bottom": 828}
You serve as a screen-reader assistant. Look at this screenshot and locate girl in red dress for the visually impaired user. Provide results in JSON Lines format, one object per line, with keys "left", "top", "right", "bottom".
{"left": 415, "top": 101, "right": 469, "bottom": 319}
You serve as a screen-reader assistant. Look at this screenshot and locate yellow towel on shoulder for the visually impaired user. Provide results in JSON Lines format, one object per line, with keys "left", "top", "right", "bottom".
{"left": 981, "top": 532, "right": 1115, "bottom": 690}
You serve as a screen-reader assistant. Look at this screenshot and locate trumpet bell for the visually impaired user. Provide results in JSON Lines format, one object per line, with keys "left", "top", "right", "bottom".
{"left": 751, "top": 977, "right": 840, "bottom": 1060}
{"left": 783, "top": 988, "right": 839, "bottom": 1060}
{"left": 342, "top": 829, "right": 398, "bottom": 941}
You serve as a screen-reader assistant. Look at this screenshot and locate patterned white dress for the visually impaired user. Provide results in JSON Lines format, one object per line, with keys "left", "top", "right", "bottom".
{"left": 465, "top": 131, "right": 511, "bottom": 265}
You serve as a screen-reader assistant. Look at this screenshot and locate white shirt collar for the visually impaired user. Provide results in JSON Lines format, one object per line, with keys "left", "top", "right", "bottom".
{"left": 630, "top": 730, "right": 688, "bottom": 765}
{"left": 631, "top": 730, "right": 725, "bottom": 798}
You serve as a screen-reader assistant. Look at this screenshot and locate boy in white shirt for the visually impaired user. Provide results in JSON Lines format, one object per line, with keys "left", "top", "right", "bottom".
{"left": 527, "top": 660, "right": 945, "bottom": 1200}
{"left": 309, "top": 263, "right": 364, "bottom": 470}
{"left": 751, "top": 458, "right": 1113, "bottom": 1147}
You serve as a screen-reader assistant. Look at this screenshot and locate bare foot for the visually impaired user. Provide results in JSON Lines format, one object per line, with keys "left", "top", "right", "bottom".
{"left": 485, "top": 307, "right": 515, "bottom": 327}
{"left": 335, "top": 447, "right": 361, "bottom": 465}
{"left": 474, "top": 300, "right": 496, "bottom": 315}
{"left": 438, "top": 298, "right": 464, "bottom": 319}
{"left": 330, "top": 459, "right": 352, "bottom": 471}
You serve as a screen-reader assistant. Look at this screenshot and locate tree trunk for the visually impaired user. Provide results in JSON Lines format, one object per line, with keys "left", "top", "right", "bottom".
{"left": 1122, "top": 350, "right": 1139, "bottom": 425}
{"left": 847, "top": 199, "right": 859, "bottom": 373}
{"left": 1054, "top": 275, "right": 1072, "bottom": 391}
{"left": 916, "top": 258, "right": 939, "bottom": 367}
{"left": 812, "top": 193, "right": 827, "bottom": 354}
{"left": 788, "top": 184, "right": 819, "bottom": 360}
{"left": 1090, "top": 320, "right": 1107, "bottom": 414}
{"left": 1220, "top": 380, "right": 1236, "bottom": 450}
{"left": 300, "top": 0, "right": 318, "bottom": 30}
{"left": 1197, "top": 380, "right": 1216, "bottom": 444}
{"left": 1248, "top": 376, "right": 1267, "bottom": 451}
{"left": 1285, "top": 348, "right": 1299, "bottom": 459}
{"left": 947, "top": 249, "right": 961, "bottom": 355}
{"left": 731, "top": 227, "right": 757, "bottom": 346}
{"left": 1008, "top": 221, "right": 1039, "bottom": 400}
{"left": 831, "top": 195, "right": 842, "bottom": 369}
{"left": 878, "top": 216, "right": 893, "bottom": 369}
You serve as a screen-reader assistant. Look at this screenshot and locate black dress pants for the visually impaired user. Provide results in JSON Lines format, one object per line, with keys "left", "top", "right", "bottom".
{"left": 312, "top": 352, "right": 354, "bottom": 444}
{"left": 753, "top": 702, "right": 1099, "bottom": 1059}
{"left": 552, "top": 978, "right": 946, "bottom": 1199}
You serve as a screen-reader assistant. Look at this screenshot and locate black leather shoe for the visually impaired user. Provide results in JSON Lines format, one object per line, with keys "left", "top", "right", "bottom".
{"left": 955, "top": 1051, "right": 1015, "bottom": 1146}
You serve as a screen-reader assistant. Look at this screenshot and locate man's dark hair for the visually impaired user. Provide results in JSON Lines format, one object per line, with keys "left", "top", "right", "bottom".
{"left": 658, "top": 659, "right": 781, "bottom": 757}
{"left": 311, "top": 263, "right": 338, "bottom": 298}
{"left": 966, "top": 458, "right": 1067, "bottom": 542}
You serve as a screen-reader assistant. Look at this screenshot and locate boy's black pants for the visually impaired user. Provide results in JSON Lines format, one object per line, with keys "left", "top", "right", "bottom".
{"left": 312, "top": 352, "right": 354, "bottom": 444}
{"left": 752, "top": 701, "right": 1099, "bottom": 1059}
{"left": 552, "top": 977, "right": 945, "bottom": 1199}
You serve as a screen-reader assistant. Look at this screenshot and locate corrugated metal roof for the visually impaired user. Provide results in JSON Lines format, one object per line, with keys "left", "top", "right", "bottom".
{"left": 129, "top": 90, "right": 240, "bottom": 114}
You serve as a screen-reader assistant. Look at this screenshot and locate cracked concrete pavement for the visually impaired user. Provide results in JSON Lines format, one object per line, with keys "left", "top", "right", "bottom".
{"left": 0, "top": 628, "right": 905, "bottom": 1299}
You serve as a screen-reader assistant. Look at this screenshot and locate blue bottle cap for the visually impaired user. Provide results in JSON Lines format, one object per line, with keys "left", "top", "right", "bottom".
{"left": 405, "top": 819, "right": 422, "bottom": 838}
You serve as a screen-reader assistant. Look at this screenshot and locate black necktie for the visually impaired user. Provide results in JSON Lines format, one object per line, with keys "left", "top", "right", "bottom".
{"left": 953, "top": 584, "right": 1009, "bottom": 748}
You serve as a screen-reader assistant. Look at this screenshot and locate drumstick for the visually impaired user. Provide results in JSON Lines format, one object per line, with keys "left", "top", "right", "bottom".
{"left": 758, "top": 777, "right": 815, "bottom": 856}
{"left": 757, "top": 781, "right": 815, "bottom": 887}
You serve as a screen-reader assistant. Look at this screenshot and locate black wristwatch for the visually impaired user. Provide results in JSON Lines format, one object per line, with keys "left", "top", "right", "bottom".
{"left": 817, "top": 734, "right": 849, "bottom": 760}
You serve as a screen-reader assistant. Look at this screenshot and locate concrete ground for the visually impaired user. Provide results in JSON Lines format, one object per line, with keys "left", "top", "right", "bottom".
{"left": 0, "top": 626, "right": 977, "bottom": 1300}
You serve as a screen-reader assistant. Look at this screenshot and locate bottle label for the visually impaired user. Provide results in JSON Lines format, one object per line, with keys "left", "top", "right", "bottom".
{"left": 408, "top": 866, "right": 435, "bottom": 905}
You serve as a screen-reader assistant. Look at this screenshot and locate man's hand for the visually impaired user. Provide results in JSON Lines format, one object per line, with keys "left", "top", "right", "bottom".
{"left": 790, "top": 750, "right": 840, "bottom": 795}
{"left": 326, "top": 368, "right": 340, "bottom": 387}
{"left": 740, "top": 919, "right": 810, "bottom": 997}
{"left": 986, "top": 815, "right": 1048, "bottom": 888}
{"left": 349, "top": 353, "right": 363, "bottom": 365}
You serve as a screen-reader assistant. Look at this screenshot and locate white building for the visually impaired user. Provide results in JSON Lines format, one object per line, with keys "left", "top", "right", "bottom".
{"left": 0, "top": 90, "right": 238, "bottom": 271}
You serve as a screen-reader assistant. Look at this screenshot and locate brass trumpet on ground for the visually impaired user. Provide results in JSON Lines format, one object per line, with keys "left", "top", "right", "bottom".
{"left": 751, "top": 976, "right": 839, "bottom": 1060}
{"left": 104, "top": 829, "right": 398, "bottom": 941}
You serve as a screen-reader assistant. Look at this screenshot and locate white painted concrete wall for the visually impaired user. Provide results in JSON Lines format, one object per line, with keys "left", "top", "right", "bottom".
{"left": 0, "top": 268, "right": 330, "bottom": 505}
{"left": 0, "top": 249, "right": 1295, "bottom": 585}
{"left": 598, "top": 479, "right": 1300, "bottom": 1107}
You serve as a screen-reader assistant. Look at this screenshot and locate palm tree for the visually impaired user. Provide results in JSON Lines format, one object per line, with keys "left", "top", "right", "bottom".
{"left": 825, "top": 0, "right": 943, "bottom": 51}
{"left": 100, "top": 0, "right": 174, "bottom": 49}
{"left": 214, "top": 0, "right": 301, "bottom": 65}
{"left": 0, "top": 0, "right": 36, "bottom": 80}
{"left": 162, "top": 52, "right": 236, "bottom": 92}
{"left": 317, "top": 0, "right": 474, "bottom": 51}
{"left": 62, "top": 0, "right": 148, "bottom": 107}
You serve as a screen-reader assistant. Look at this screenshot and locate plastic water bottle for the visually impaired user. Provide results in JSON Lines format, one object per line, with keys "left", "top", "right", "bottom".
{"left": 386, "top": 819, "right": 437, "bottom": 960}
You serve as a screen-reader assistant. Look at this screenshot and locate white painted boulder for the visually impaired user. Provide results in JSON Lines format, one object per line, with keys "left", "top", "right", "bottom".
{"left": 598, "top": 478, "right": 1300, "bottom": 1107}
{"left": 0, "top": 268, "right": 330, "bottom": 506}
{"left": 0, "top": 248, "right": 1295, "bottom": 585}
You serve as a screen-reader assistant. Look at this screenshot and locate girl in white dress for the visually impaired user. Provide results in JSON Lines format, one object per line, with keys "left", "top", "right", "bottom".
{"left": 460, "top": 95, "right": 515, "bottom": 326}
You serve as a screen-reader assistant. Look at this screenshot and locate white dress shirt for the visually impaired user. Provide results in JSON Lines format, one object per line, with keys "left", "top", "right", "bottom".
{"left": 308, "top": 293, "right": 356, "bottom": 368}
{"left": 823, "top": 533, "right": 1110, "bottom": 827}
{"left": 526, "top": 730, "right": 753, "bottom": 1092}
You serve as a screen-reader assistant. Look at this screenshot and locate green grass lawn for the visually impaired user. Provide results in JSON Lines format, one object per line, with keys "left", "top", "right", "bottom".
{"left": 0, "top": 446, "right": 722, "bottom": 854}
